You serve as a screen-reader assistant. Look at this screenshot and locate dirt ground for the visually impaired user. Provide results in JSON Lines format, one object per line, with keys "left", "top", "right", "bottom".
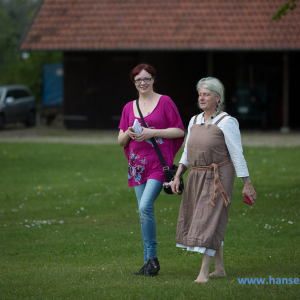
{"left": 0, "top": 123, "right": 299, "bottom": 146}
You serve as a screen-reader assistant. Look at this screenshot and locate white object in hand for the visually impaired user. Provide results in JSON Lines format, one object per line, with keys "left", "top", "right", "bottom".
{"left": 163, "top": 180, "right": 173, "bottom": 188}
{"left": 132, "top": 119, "right": 143, "bottom": 135}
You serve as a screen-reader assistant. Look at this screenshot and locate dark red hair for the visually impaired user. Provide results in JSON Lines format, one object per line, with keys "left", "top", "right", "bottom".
{"left": 130, "top": 63, "right": 156, "bottom": 82}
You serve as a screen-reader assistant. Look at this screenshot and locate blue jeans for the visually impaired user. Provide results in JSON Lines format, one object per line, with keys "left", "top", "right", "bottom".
{"left": 134, "top": 179, "right": 162, "bottom": 264}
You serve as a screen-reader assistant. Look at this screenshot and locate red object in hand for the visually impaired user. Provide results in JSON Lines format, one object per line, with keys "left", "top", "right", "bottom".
{"left": 243, "top": 189, "right": 256, "bottom": 205}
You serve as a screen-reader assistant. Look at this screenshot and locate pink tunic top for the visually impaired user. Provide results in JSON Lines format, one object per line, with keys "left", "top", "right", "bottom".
{"left": 119, "top": 95, "right": 185, "bottom": 187}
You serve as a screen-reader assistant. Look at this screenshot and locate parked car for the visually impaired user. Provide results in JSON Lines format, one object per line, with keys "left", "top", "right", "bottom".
{"left": 0, "top": 85, "right": 37, "bottom": 129}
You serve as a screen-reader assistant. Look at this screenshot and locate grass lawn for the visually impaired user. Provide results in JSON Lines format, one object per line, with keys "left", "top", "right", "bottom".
{"left": 0, "top": 142, "right": 299, "bottom": 299}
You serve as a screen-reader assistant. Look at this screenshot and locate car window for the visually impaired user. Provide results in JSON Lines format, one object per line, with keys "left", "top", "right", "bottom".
{"left": 14, "top": 89, "right": 31, "bottom": 99}
{"left": 6, "top": 90, "right": 15, "bottom": 98}
{"left": 0, "top": 90, "right": 3, "bottom": 99}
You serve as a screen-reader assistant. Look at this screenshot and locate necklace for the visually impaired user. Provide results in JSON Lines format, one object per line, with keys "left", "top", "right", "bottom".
{"left": 142, "top": 95, "right": 154, "bottom": 106}
{"left": 202, "top": 113, "right": 214, "bottom": 124}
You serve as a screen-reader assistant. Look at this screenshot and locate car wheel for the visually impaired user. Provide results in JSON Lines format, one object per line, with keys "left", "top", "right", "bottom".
{"left": 0, "top": 114, "right": 4, "bottom": 130}
{"left": 25, "top": 110, "right": 36, "bottom": 127}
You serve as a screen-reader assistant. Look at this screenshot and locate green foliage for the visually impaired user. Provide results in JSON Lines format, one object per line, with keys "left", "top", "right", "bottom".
{"left": 0, "top": 51, "right": 63, "bottom": 104}
{"left": 0, "top": 0, "right": 62, "bottom": 104}
{"left": 0, "top": 142, "right": 299, "bottom": 299}
{"left": 0, "top": 0, "right": 39, "bottom": 63}
{"left": 273, "top": 0, "right": 298, "bottom": 20}
{"left": 0, "top": 3, "right": 18, "bottom": 63}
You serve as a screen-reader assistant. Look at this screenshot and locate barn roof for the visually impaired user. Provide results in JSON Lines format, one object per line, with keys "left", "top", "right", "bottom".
{"left": 20, "top": 0, "right": 300, "bottom": 51}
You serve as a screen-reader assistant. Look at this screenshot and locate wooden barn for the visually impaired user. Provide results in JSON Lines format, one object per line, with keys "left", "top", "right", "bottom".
{"left": 20, "top": 0, "right": 300, "bottom": 130}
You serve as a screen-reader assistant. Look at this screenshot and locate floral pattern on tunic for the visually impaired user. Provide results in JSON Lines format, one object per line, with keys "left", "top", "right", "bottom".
{"left": 128, "top": 149, "right": 147, "bottom": 184}
{"left": 145, "top": 136, "right": 163, "bottom": 146}
{"left": 144, "top": 124, "right": 164, "bottom": 146}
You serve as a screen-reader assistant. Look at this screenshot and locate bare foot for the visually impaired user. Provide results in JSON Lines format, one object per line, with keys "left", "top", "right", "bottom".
{"left": 194, "top": 274, "right": 210, "bottom": 283}
{"left": 209, "top": 270, "right": 226, "bottom": 277}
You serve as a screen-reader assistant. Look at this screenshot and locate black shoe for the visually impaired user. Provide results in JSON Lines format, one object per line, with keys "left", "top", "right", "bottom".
{"left": 145, "top": 258, "right": 160, "bottom": 276}
{"left": 133, "top": 264, "right": 147, "bottom": 275}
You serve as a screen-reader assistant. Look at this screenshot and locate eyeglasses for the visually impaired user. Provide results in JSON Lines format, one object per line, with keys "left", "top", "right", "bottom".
{"left": 134, "top": 77, "right": 152, "bottom": 84}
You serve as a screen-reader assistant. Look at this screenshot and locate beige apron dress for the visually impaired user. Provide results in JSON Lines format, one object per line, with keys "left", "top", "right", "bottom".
{"left": 175, "top": 114, "right": 235, "bottom": 250}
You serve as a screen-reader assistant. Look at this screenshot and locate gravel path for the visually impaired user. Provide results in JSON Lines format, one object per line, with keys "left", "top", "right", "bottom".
{"left": 0, "top": 124, "right": 299, "bottom": 146}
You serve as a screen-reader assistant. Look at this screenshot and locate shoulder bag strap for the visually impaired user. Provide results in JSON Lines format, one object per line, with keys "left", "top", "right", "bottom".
{"left": 136, "top": 99, "right": 169, "bottom": 171}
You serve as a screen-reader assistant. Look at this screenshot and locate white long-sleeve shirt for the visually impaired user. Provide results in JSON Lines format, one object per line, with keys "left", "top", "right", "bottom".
{"left": 179, "top": 112, "right": 249, "bottom": 178}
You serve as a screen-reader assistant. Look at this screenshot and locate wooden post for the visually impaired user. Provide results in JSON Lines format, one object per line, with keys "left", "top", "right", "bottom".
{"left": 207, "top": 52, "right": 213, "bottom": 76}
{"left": 281, "top": 51, "right": 290, "bottom": 133}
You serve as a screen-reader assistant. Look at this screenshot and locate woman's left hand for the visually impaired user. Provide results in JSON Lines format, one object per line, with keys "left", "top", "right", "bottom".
{"left": 171, "top": 176, "right": 182, "bottom": 195}
{"left": 242, "top": 178, "right": 257, "bottom": 205}
{"left": 134, "top": 127, "right": 154, "bottom": 142}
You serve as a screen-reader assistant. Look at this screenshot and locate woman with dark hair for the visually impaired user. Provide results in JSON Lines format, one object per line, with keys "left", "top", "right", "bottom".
{"left": 118, "top": 63, "right": 185, "bottom": 276}
{"left": 172, "top": 77, "right": 257, "bottom": 283}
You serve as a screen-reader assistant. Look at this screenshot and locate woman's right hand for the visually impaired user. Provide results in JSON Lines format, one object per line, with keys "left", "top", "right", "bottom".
{"left": 171, "top": 176, "right": 182, "bottom": 195}
{"left": 118, "top": 127, "right": 136, "bottom": 146}
{"left": 242, "top": 178, "right": 257, "bottom": 205}
{"left": 126, "top": 127, "right": 137, "bottom": 140}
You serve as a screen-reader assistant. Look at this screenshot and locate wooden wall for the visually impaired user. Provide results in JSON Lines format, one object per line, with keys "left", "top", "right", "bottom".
{"left": 63, "top": 51, "right": 300, "bottom": 129}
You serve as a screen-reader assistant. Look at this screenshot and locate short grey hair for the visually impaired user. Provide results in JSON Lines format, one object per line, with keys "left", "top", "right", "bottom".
{"left": 196, "top": 77, "right": 226, "bottom": 126}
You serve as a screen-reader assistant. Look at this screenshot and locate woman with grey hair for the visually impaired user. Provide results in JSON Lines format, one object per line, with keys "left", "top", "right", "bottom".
{"left": 172, "top": 77, "right": 257, "bottom": 283}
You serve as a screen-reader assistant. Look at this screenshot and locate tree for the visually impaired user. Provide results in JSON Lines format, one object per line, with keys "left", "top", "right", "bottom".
{"left": 0, "top": 0, "right": 62, "bottom": 104}
{"left": 273, "top": 0, "right": 298, "bottom": 20}
{"left": 0, "top": 52, "right": 62, "bottom": 104}
{"left": 0, "top": 2, "right": 19, "bottom": 64}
